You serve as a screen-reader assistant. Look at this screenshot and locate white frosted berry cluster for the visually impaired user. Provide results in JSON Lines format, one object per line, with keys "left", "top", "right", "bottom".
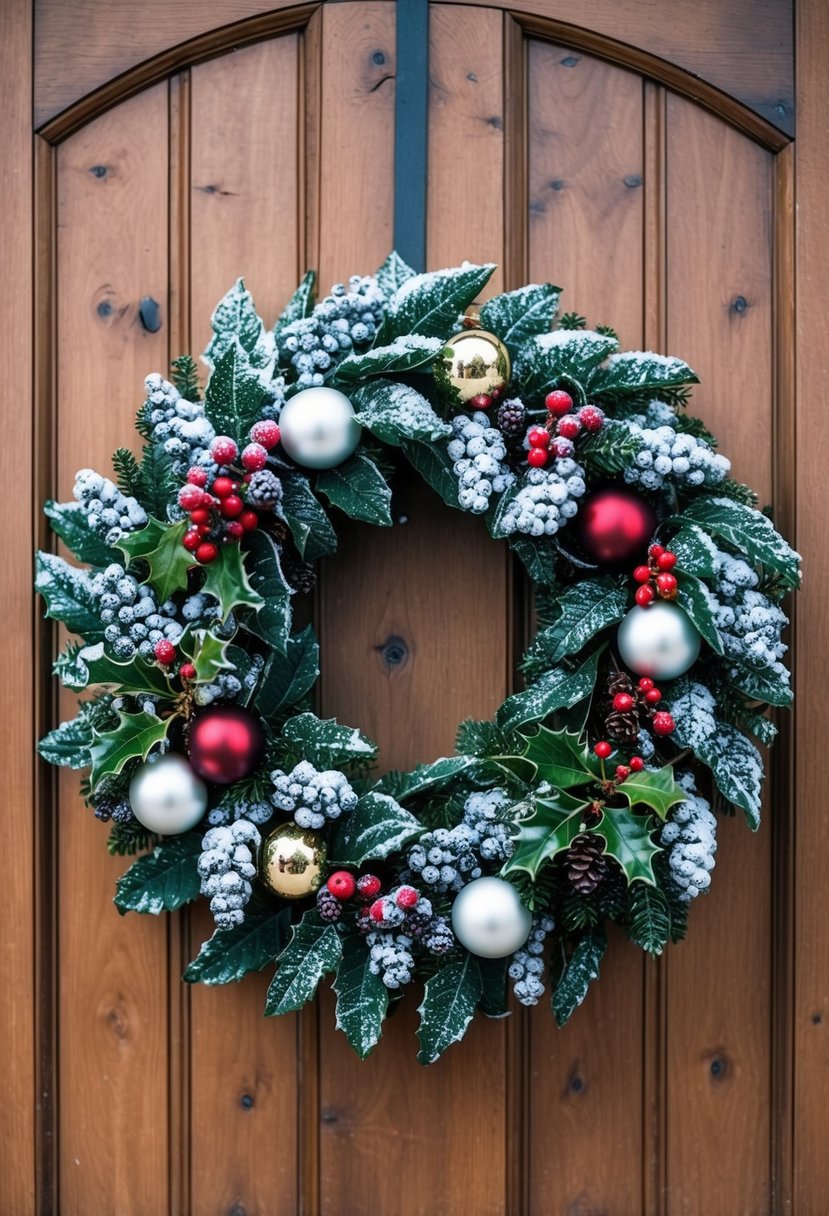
{"left": 366, "top": 932, "right": 416, "bottom": 988}
{"left": 499, "top": 457, "right": 586, "bottom": 537}
{"left": 712, "top": 550, "right": 788, "bottom": 676}
{"left": 365, "top": 887, "right": 454, "bottom": 988}
{"left": 269, "top": 761, "right": 358, "bottom": 829}
{"left": 447, "top": 411, "right": 515, "bottom": 514}
{"left": 198, "top": 820, "right": 261, "bottom": 929}
{"left": 277, "top": 275, "right": 386, "bottom": 387}
{"left": 405, "top": 788, "right": 515, "bottom": 894}
{"left": 508, "top": 914, "right": 556, "bottom": 1006}
{"left": 73, "top": 468, "right": 147, "bottom": 545}
{"left": 91, "top": 564, "right": 182, "bottom": 661}
{"left": 623, "top": 402, "right": 730, "bottom": 491}
{"left": 143, "top": 373, "right": 216, "bottom": 476}
{"left": 660, "top": 774, "right": 717, "bottom": 901}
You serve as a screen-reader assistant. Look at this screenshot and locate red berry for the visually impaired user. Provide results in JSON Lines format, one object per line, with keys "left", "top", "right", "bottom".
{"left": 490, "top": 385, "right": 504, "bottom": 401}
{"left": 578, "top": 405, "right": 605, "bottom": 432}
{"left": 356, "top": 874, "right": 382, "bottom": 901}
{"left": 645, "top": 688, "right": 662, "bottom": 705}
{"left": 635, "top": 584, "right": 655, "bottom": 607}
{"left": 594, "top": 741, "right": 612, "bottom": 760}
{"left": 638, "top": 677, "right": 655, "bottom": 691}
{"left": 154, "top": 639, "right": 176, "bottom": 664}
{"left": 629, "top": 755, "right": 645, "bottom": 772}
{"left": 656, "top": 572, "right": 678, "bottom": 598}
{"left": 369, "top": 898, "right": 387, "bottom": 922}
{"left": 395, "top": 885, "right": 419, "bottom": 909}
{"left": 182, "top": 529, "right": 200, "bottom": 552}
{"left": 190, "top": 507, "right": 210, "bottom": 526}
{"left": 470, "top": 393, "right": 493, "bottom": 410}
{"left": 613, "top": 692, "right": 634, "bottom": 712}
{"left": 327, "top": 871, "right": 357, "bottom": 901}
{"left": 527, "top": 426, "right": 550, "bottom": 449}
{"left": 179, "top": 662, "right": 196, "bottom": 681}
{"left": 527, "top": 447, "right": 549, "bottom": 468}
{"left": 220, "top": 494, "right": 244, "bottom": 519}
{"left": 241, "top": 442, "right": 268, "bottom": 472}
{"left": 556, "top": 415, "right": 581, "bottom": 440}
{"left": 195, "top": 542, "right": 219, "bottom": 564}
{"left": 648, "top": 543, "right": 664, "bottom": 560}
{"left": 197, "top": 523, "right": 212, "bottom": 536}
{"left": 178, "top": 483, "right": 205, "bottom": 511}
{"left": 186, "top": 467, "right": 208, "bottom": 486}
{"left": 633, "top": 565, "right": 652, "bottom": 584}
{"left": 615, "top": 765, "right": 630, "bottom": 782}
{"left": 657, "top": 551, "right": 677, "bottom": 571}
{"left": 250, "top": 419, "right": 280, "bottom": 449}
{"left": 545, "top": 389, "right": 573, "bottom": 416}
{"left": 240, "top": 510, "right": 258, "bottom": 532}
{"left": 210, "top": 436, "right": 238, "bottom": 465}
{"left": 211, "top": 476, "right": 234, "bottom": 499}
{"left": 550, "top": 437, "right": 574, "bottom": 458}
{"left": 652, "top": 711, "right": 675, "bottom": 736}
{"left": 225, "top": 520, "right": 245, "bottom": 540}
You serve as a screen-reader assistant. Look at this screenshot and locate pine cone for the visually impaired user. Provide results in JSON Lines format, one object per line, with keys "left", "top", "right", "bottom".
{"left": 566, "top": 833, "right": 607, "bottom": 894}
{"left": 281, "top": 549, "right": 317, "bottom": 595}
{"left": 605, "top": 670, "right": 640, "bottom": 742}
{"left": 607, "top": 671, "right": 634, "bottom": 697}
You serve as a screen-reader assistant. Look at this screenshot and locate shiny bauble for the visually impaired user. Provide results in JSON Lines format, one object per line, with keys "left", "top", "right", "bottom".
{"left": 577, "top": 488, "right": 656, "bottom": 566}
{"left": 450, "top": 877, "right": 532, "bottom": 958}
{"left": 260, "top": 824, "right": 327, "bottom": 900}
{"left": 128, "top": 754, "right": 208, "bottom": 835}
{"left": 278, "top": 387, "right": 361, "bottom": 469}
{"left": 617, "top": 601, "right": 701, "bottom": 680}
{"left": 188, "top": 706, "right": 264, "bottom": 785}
{"left": 436, "top": 329, "right": 511, "bottom": 406}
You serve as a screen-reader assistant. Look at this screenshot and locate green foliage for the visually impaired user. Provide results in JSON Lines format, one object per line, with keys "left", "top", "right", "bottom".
{"left": 503, "top": 724, "right": 596, "bottom": 789}
{"left": 379, "top": 262, "right": 496, "bottom": 343}
{"left": 526, "top": 579, "right": 628, "bottom": 665}
{"left": 625, "top": 883, "right": 672, "bottom": 956}
{"left": 397, "top": 436, "right": 460, "bottom": 507}
{"left": 417, "top": 955, "right": 483, "bottom": 1064}
{"left": 253, "top": 625, "right": 319, "bottom": 719}
{"left": 184, "top": 905, "right": 292, "bottom": 986}
{"left": 551, "top": 926, "right": 607, "bottom": 1026}
{"left": 281, "top": 712, "right": 377, "bottom": 768}
{"left": 114, "top": 832, "right": 202, "bottom": 915}
{"left": 374, "top": 756, "right": 480, "bottom": 802}
{"left": 274, "top": 270, "right": 316, "bottom": 335}
{"left": 577, "top": 419, "right": 643, "bottom": 476}
{"left": 588, "top": 351, "right": 698, "bottom": 398}
{"left": 675, "top": 574, "right": 723, "bottom": 654}
{"left": 557, "top": 311, "right": 587, "bottom": 330}
{"left": 107, "top": 819, "right": 156, "bottom": 857}
{"left": 280, "top": 472, "right": 338, "bottom": 560}
{"left": 137, "top": 441, "right": 178, "bottom": 520}
{"left": 496, "top": 650, "right": 601, "bottom": 734}
{"left": 89, "top": 709, "right": 173, "bottom": 785}
{"left": 520, "top": 329, "right": 619, "bottom": 400}
{"left": 329, "top": 791, "right": 422, "bottom": 866}
{"left": 170, "top": 354, "right": 201, "bottom": 402}
{"left": 679, "top": 496, "right": 801, "bottom": 589}
{"left": 317, "top": 452, "right": 393, "bottom": 526}
{"left": 70, "top": 641, "right": 174, "bottom": 698}
{"left": 205, "top": 278, "right": 268, "bottom": 367}
{"left": 593, "top": 806, "right": 661, "bottom": 886}
{"left": 265, "top": 912, "right": 342, "bottom": 1016}
{"left": 668, "top": 524, "right": 720, "bottom": 577}
{"left": 203, "top": 343, "right": 266, "bottom": 443}
{"left": 43, "top": 501, "right": 114, "bottom": 567}
{"left": 455, "top": 718, "right": 522, "bottom": 759}
{"left": 336, "top": 337, "right": 444, "bottom": 385}
{"left": 376, "top": 250, "right": 416, "bottom": 298}
{"left": 351, "top": 378, "right": 452, "bottom": 444}
{"left": 116, "top": 517, "right": 192, "bottom": 602}
{"left": 111, "top": 448, "right": 143, "bottom": 498}
{"left": 504, "top": 792, "right": 592, "bottom": 880}
{"left": 478, "top": 283, "right": 561, "bottom": 358}
{"left": 241, "top": 530, "right": 291, "bottom": 649}
{"left": 39, "top": 705, "right": 103, "bottom": 769}
{"left": 35, "top": 552, "right": 103, "bottom": 639}
{"left": 333, "top": 933, "right": 389, "bottom": 1058}
{"left": 615, "top": 766, "right": 686, "bottom": 821}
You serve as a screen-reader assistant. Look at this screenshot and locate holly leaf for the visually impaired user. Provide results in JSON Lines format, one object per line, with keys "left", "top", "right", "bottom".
{"left": 676, "top": 573, "right": 723, "bottom": 655}
{"left": 178, "top": 629, "right": 236, "bottom": 684}
{"left": 183, "top": 905, "right": 292, "bottom": 985}
{"left": 351, "top": 378, "right": 452, "bottom": 445}
{"left": 678, "top": 497, "right": 801, "bottom": 589}
{"left": 534, "top": 580, "right": 628, "bottom": 663}
{"left": 329, "top": 791, "right": 421, "bottom": 867}
{"left": 35, "top": 552, "right": 103, "bottom": 639}
{"left": 280, "top": 472, "right": 337, "bottom": 560}
{"left": 205, "top": 277, "right": 267, "bottom": 366}
{"left": 201, "top": 540, "right": 265, "bottom": 622}
{"left": 373, "top": 756, "right": 479, "bottom": 801}
{"left": 53, "top": 643, "right": 89, "bottom": 689}
{"left": 114, "top": 832, "right": 202, "bottom": 915}
{"left": 496, "top": 649, "right": 601, "bottom": 733}
{"left": 316, "top": 452, "right": 393, "bottom": 526}
{"left": 281, "top": 712, "right": 377, "bottom": 767}
{"left": 668, "top": 524, "right": 720, "bottom": 578}
{"left": 254, "top": 625, "right": 320, "bottom": 718}
{"left": 44, "top": 501, "right": 114, "bottom": 566}
{"left": 376, "top": 250, "right": 416, "bottom": 298}
{"left": 336, "top": 337, "right": 445, "bottom": 386}
{"left": 274, "top": 270, "right": 316, "bottom": 335}
{"left": 74, "top": 641, "right": 174, "bottom": 698}
{"left": 509, "top": 536, "right": 559, "bottom": 586}
{"left": 38, "top": 713, "right": 95, "bottom": 769}
{"left": 398, "top": 436, "right": 461, "bottom": 508}
{"left": 593, "top": 806, "right": 661, "bottom": 885}
{"left": 241, "top": 530, "right": 291, "bottom": 650}
{"left": 379, "top": 262, "right": 496, "bottom": 343}
{"left": 503, "top": 792, "right": 591, "bottom": 880}
{"left": 203, "top": 342, "right": 266, "bottom": 443}
{"left": 416, "top": 955, "right": 483, "bottom": 1064}
{"left": 116, "top": 517, "right": 192, "bottom": 602}
{"left": 551, "top": 926, "right": 607, "bottom": 1026}
{"left": 521, "top": 330, "right": 619, "bottom": 398}
{"left": 616, "top": 765, "right": 686, "bottom": 821}
{"left": 627, "top": 883, "right": 671, "bottom": 956}
{"left": 588, "top": 350, "right": 698, "bottom": 397}
{"left": 501, "top": 724, "right": 595, "bottom": 789}
{"left": 89, "top": 709, "right": 172, "bottom": 785}
{"left": 479, "top": 283, "right": 561, "bottom": 357}
{"left": 332, "top": 933, "right": 389, "bottom": 1058}
{"left": 265, "top": 912, "right": 343, "bottom": 1015}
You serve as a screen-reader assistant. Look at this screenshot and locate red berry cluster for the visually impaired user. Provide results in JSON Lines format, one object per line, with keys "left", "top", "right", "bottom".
{"left": 526, "top": 390, "right": 605, "bottom": 468}
{"left": 613, "top": 677, "right": 676, "bottom": 736}
{"left": 632, "top": 544, "right": 678, "bottom": 606}
{"left": 179, "top": 420, "right": 281, "bottom": 564}
{"left": 594, "top": 740, "right": 646, "bottom": 784}
{"left": 150, "top": 644, "right": 199, "bottom": 684}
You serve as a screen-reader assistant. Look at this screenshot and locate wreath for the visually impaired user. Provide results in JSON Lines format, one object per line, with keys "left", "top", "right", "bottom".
{"left": 36, "top": 254, "right": 800, "bottom": 1063}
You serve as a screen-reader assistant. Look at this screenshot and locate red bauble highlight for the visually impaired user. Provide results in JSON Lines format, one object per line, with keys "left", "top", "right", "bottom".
{"left": 577, "top": 489, "right": 656, "bottom": 566}
{"left": 188, "top": 706, "right": 264, "bottom": 784}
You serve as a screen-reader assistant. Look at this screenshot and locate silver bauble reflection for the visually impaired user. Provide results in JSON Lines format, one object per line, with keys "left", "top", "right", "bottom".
{"left": 450, "top": 877, "right": 532, "bottom": 959}
{"left": 278, "top": 387, "right": 361, "bottom": 469}
{"left": 617, "top": 601, "right": 701, "bottom": 680}
{"left": 128, "top": 753, "right": 208, "bottom": 835}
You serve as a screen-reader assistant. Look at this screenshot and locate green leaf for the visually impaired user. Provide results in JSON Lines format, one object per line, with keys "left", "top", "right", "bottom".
{"left": 509, "top": 535, "right": 559, "bottom": 586}
{"left": 374, "top": 755, "right": 479, "bottom": 801}
{"left": 577, "top": 419, "right": 643, "bottom": 476}
{"left": 265, "top": 912, "right": 342, "bottom": 1015}
{"left": 675, "top": 573, "right": 723, "bottom": 654}
{"left": 205, "top": 277, "right": 267, "bottom": 366}
{"left": 398, "top": 436, "right": 461, "bottom": 508}
{"left": 281, "top": 712, "right": 377, "bottom": 767}
{"left": 336, "top": 337, "right": 445, "bottom": 385}
{"left": 178, "top": 629, "right": 236, "bottom": 684}
{"left": 488, "top": 480, "right": 523, "bottom": 539}
{"left": 281, "top": 472, "right": 338, "bottom": 560}
{"left": 74, "top": 641, "right": 174, "bottom": 698}
{"left": 504, "top": 724, "right": 595, "bottom": 789}
{"left": 183, "top": 906, "right": 292, "bottom": 985}
{"left": 329, "top": 791, "right": 421, "bottom": 866}
{"left": 274, "top": 270, "right": 316, "bottom": 335}
{"left": 38, "top": 713, "right": 94, "bottom": 769}
{"left": 316, "top": 452, "right": 393, "bottom": 526}
{"left": 203, "top": 342, "right": 266, "bottom": 443}
{"left": 668, "top": 524, "right": 720, "bottom": 578}
{"left": 116, "top": 517, "right": 192, "bottom": 602}
{"left": 727, "top": 659, "right": 793, "bottom": 707}
{"left": 376, "top": 250, "right": 416, "bottom": 298}
{"left": 679, "top": 497, "right": 801, "bottom": 589}
{"left": 503, "top": 792, "right": 591, "bottom": 880}
{"left": 202, "top": 540, "right": 265, "bottom": 622}
{"left": 53, "top": 643, "right": 89, "bottom": 689}
{"left": 552, "top": 927, "right": 606, "bottom": 1026}
{"left": 379, "top": 262, "right": 496, "bottom": 343}
{"left": 351, "top": 378, "right": 452, "bottom": 444}
{"left": 89, "top": 709, "right": 173, "bottom": 785}
{"left": 479, "top": 283, "right": 561, "bottom": 358}
{"left": 333, "top": 934, "right": 389, "bottom": 1058}
{"left": 535, "top": 580, "right": 628, "bottom": 664}
{"left": 35, "top": 552, "right": 103, "bottom": 639}
{"left": 455, "top": 718, "right": 520, "bottom": 759}
{"left": 616, "top": 766, "right": 686, "bottom": 821}
{"left": 594, "top": 806, "right": 661, "bottom": 885}
{"left": 417, "top": 955, "right": 483, "bottom": 1064}
{"left": 114, "top": 832, "right": 202, "bottom": 915}
{"left": 112, "top": 447, "right": 143, "bottom": 498}
{"left": 254, "top": 625, "right": 320, "bottom": 718}
{"left": 522, "top": 330, "right": 619, "bottom": 398}
{"left": 241, "top": 530, "right": 291, "bottom": 649}
{"left": 626, "top": 883, "right": 671, "bottom": 956}
{"left": 44, "top": 501, "right": 114, "bottom": 566}
{"left": 477, "top": 957, "right": 510, "bottom": 1018}
{"left": 588, "top": 350, "right": 698, "bottom": 397}
{"left": 496, "top": 649, "right": 601, "bottom": 733}
{"left": 697, "top": 723, "right": 764, "bottom": 830}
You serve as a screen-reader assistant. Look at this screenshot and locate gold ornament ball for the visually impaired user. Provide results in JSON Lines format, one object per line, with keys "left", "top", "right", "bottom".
{"left": 259, "top": 823, "right": 327, "bottom": 900}
{"left": 436, "top": 329, "right": 511, "bottom": 405}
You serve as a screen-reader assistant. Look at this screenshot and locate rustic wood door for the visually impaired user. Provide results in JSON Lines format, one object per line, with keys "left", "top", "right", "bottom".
{"left": 4, "top": 1, "right": 828, "bottom": 1212}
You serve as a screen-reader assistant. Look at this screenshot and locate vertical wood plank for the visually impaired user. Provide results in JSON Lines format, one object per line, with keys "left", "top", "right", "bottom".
{"left": 2, "top": 0, "right": 36, "bottom": 1210}
{"left": 664, "top": 94, "right": 774, "bottom": 1215}
{"left": 55, "top": 85, "right": 171, "bottom": 1216}
{"left": 525, "top": 41, "right": 648, "bottom": 1216}
{"left": 186, "top": 36, "right": 302, "bottom": 1216}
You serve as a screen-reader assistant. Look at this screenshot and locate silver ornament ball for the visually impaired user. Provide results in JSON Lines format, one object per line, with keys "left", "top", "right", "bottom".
{"left": 128, "top": 753, "right": 208, "bottom": 836}
{"left": 617, "top": 601, "right": 701, "bottom": 681}
{"left": 278, "top": 387, "right": 361, "bottom": 469}
{"left": 450, "top": 877, "right": 532, "bottom": 959}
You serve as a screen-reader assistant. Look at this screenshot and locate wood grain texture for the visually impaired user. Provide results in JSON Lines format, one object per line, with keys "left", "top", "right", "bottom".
{"left": 664, "top": 95, "right": 774, "bottom": 1215}
{"left": 55, "top": 85, "right": 172, "bottom": 1215}
{"left": 1, "top": 0, "right": 36, "bottom": 1211}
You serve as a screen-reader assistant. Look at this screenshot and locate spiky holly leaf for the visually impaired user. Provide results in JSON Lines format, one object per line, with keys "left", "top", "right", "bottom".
{"left": 479, "top": 283, "right": 561, "bottom": 357}
{"left": 44, "top": 501, "right": 114, "bottom": 566}
{"left": 203, "top": 342, "right": 267, "bottom": 443}
{"left": 588, "top": 350, "right": 698, "bottom": 398}
{"left": 265, "top": 912, "right": 342, "bottom": 1016}
{"left": 253, "top": 624, "right": 320, "bottom": 718}
{"left": 416, "top": 955, "right": 483, "bottom": 1064}
{"left": 116, "top": 517, "right": 192, "bottom": 602}
{"left": 351, "top": 378, "right": 451, "bottom": 444}
{"left": 202, "top": 540, "right": 265, "bottom": 622}
{"left": 241, "top": 530, "right": 291, "bottom": 649}
{"left": 376, "top": 250, "right": 416, "bottom": 298}
{"left": 74, "top": 641, "right": 174, "bottom": 698}
{"left": 337, "top": 338, "right": 445, "bottom": 386}
{"left": 333, "top": 933, "right": 389, "bottom": 1058}
{"left": 183, "top": 905, "right": 292, "bottom": 986}
{"left": 593, "top": 806, "right": 661, "bottom": 886}
{"left": 281, "top": 712, "right": 377, "bottom": 767}
{"left": 679, "top": 497, "right": 801, "bottom": 589}
{"left": 114, "top": 832, "right": 202, "bottom": 915}
{"left": 499, "top": 724, "right": 595, "bottom": 790}
{"left": 317, "top": 452, "right": 393, "bottom": 527}
{"left": 89, "top": 709, "right": 173, "bottom": 785}
{"left": 533, "top": 580, "right": 628, "bottom": 664}
{"left": 35, "top": 552, "right": 103, "bottom": 639}
{"left": 496, "top": 649, "right": 602, "bottom": 733}
{"left": 504, "top": 791, "right": 592, "bottom": 879}
{"left": 617, "top": 765, "right": 686, "bottom": 822}
{"left": 379, "top": 262, "right": 496, "bottom": 343}
{"left": 626, "top": 883, "right": 671, "bottom": 956}
{"left": 551, "top": 926, "right": 607, "bottom": 1026}
{"left": 676, "top": 573, "right": 723, "bottom": 655}
{"left": 178, "top": 629, "right": 236, "bottom": 684}
{"left": 274, "top": 270, "right": 316, "bottom": 335}
{"left": 329, "top": 791, "right": 422, "bottom": 867}
{"left": 280, "top": 472, "right": 337, "bottom": 560}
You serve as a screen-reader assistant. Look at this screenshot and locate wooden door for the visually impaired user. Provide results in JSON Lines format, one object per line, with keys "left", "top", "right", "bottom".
{"left": 3, "top": 1, "right": 828, "bottom": 1212}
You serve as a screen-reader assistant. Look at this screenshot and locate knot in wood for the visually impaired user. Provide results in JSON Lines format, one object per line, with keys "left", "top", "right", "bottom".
{"left": 377, "top": 635, "right": 409, "bottom": 669}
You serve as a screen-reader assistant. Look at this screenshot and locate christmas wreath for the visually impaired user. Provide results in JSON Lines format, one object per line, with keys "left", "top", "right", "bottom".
{"left": 36, "top": 255, "right": 800, "bottom": 1063}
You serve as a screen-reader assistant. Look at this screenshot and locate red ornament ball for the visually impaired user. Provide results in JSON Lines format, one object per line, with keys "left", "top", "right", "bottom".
{"left": 577, "top": 489, "right": 657, "bottom": 566}
{"left": 188, "top": 706, "right": 264, "bottom": 785}
{"left": 327, "top": 871, "right": 356, "bottom": 901}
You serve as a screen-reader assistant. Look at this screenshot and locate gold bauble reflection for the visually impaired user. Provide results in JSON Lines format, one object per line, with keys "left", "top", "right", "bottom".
{"left": 436, "top": 329, "right": 511, "bottom": 405}
{"left": 260, "top": 824, "right": 327, "bottom": 900}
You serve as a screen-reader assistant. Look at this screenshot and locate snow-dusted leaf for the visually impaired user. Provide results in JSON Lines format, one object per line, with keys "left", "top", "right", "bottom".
{"left": 479, "top": 283, "right": 561, "bottom": 356}
{"left": 114, "top": 833, "right": 202, "bottom": 916}
{"left": 727, "top": 658, "right": 793, "bottom": 707}
{"left": 488, "top": 479, "right": 523, "bottom": 539}
{"left": 417, "top": 956, "right": 483, "bottom": 1064}
{"left": 204, "top": 278, "right": 268, "bottom": 368}
{"left": 316, "top": 452, "right": 393, "bottom": 526}
{"left": 697, "top": 723, "right": 764, "bottom": 830}
{"left": 265, "top": 913, "right": 342, "bottom": 1015}
{"left": 374, "top": 756, "right": 480, "bottom": 801}
{"left": 352, "top": 377, "right": 452, "bottom": 445}
{"left": 329, "top": 791, "right": 422, "bottom": 866}
{"left": 399, "top": 436, "right": 461, "bottom": 507}
{"left": 184, "top": 906, "right": 292, "bottom": 986}
{"left": 281, "top": 712, "right": 377, "bottom": 767}
{"left": 376, "top": 250, "right": 416, "bottom": 298}
{"left": 496, "top": 649, "right": 601, "bottom": 733}
{"left": 53, "top": 643, "right": 89, "bottom": 689}
{"left": 243, "top": 530, "right": 292, "bottom": 651}
{"left": 668, "top": 524, "right": 720, "bottom": 577}
{"left": 35, "top": 551, "right": 103, "bottom": 639}
{"left": 546, "top": 580, "right": 628, "bottom": 662}
{"left": 552, "top": 926, "right": 606, "bottom": 1026}
{"left": 280, "top": 472, "right": 337, "bottom": 560}
{"left": 336, "top": 336, "right": 444, "bottom": 384}
{"left": 44, "top": 501, "right": 114, "bottom": 566}
{"left": 274, "top": 270, "right": 316, "bottom": 335}
{"left": 522, "top": 329, "right": 619, "bottom": 397}
{"left": 38, "top": 714, "right": 94, "bottom": 769}
{"left": 680, "top": 497, "right": 801, "bottom": 589}
{"left": 665, "top": 677, "right": 718, "bottom": 753}
{"left": 380, "top": 262, "right": 496, "bottom": 342}
{"left": 589, "top": 350, "right": 697, "bottom": 397}
{"left": 203, "top": 342, "right": 267, "bottom": 443}
{"left": 509, "top": 535, "right": 559, "bottom": 586}
{"left": 676, "top": 573, "right": 723, "bottom": 655}
{"left": 89, "top": 709, "right": 172, "bottom": 785}
{"left": 75, "top": 641, "right": 174, "bottom": 698}
{"left": 254, "top": 624, "right": 319, "bottom": 718}
{"left": 333, "top": 933, "right": 389, "bottom": 1058}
